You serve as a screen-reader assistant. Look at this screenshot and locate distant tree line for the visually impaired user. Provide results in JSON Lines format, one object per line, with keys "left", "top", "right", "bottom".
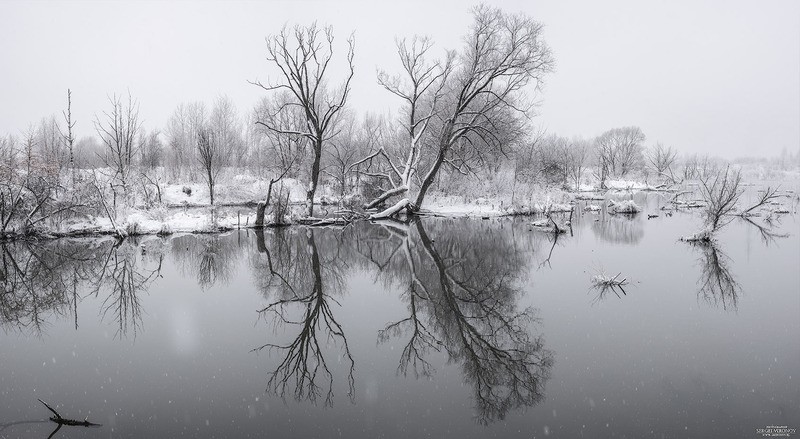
{"left": 2, "top": 5, "right": 798, "bottom": 231}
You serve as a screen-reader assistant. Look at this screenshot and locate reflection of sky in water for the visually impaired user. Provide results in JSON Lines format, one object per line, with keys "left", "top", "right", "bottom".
{"left": 0, "top": 188, "right": 798, "bottom": 438}
{"left": 170, "top": 306, "right": 200, "bottom": 356}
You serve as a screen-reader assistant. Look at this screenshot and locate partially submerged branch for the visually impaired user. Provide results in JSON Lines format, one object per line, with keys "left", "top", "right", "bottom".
{"left": 38, "top": 399, "right": 102, "bottom": 427}
{"left": 591, "top": 272, "right": 628, "bottom": 289}
{"left": 738, "top": 186, "right": 780, "bottom": 217}
{"left": 590, "top": 269, "right": 630, "bottom": 302}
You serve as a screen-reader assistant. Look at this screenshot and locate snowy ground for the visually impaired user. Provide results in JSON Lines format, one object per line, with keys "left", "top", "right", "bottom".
{"left": 5, "top": 172, "right": 756, "bottom": 239}
{"left": 161, "top": 176, "right": 311, "bottom": 206}
{"left": 419, "top": 189, "right": 575, "bottom": 218}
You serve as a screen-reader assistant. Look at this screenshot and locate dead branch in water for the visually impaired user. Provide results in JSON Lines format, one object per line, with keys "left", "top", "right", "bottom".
{"left": 738, "top": 186, "right": 780, "bottom": 217}
{"left": 547, "top": 215, "right": 567, "bottom": 234}
{"left": 38, "top": 399, "right": 102, "bottom": 427}
{"left": 590, "top": 270, "right": 630, "bottom": 303}
{"left": 591, "top": 272, "right": 628, "bottom": 289}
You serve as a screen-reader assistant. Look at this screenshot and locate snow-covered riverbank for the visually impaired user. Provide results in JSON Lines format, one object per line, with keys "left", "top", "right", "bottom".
{"left": 0, "top": 177, "right": 691, "bottom": 240}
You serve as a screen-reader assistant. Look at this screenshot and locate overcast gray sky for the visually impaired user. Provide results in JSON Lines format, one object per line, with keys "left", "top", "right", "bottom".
{"left": 1, "top": 0, "right": 797, "bottom": 158}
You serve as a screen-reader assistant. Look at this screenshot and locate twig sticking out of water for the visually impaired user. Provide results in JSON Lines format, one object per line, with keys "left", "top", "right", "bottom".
{"left": 591, "top": 272, "right": 628, "bottom": 289}
{"left": 38, "top": 399, "right": 102, "bottom": 427}
{"left": 590, "top": 270, "right": 630, "bottom": 303}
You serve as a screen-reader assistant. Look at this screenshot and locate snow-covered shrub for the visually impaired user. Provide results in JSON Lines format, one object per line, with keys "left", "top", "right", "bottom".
{"left": 681, "top": 227, "right": 713, "bottom": 243}
{"left": 158, "top": 222, "right": 173, "bottom": 236}
{"left": 608, "top": 199, "right": 641, "bottom": 214}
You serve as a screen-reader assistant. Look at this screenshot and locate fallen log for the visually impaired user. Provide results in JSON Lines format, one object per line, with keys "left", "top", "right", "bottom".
{"left": 369, "top": 198, "right": 411, "bottom": 220}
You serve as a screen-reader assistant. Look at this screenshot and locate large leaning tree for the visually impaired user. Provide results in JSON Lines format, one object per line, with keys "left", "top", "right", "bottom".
{"left": 251, "top": 23, "right": 355, "bottom": 218}
{"left": 362, "top": 5, "right": 554, "bottom": 218}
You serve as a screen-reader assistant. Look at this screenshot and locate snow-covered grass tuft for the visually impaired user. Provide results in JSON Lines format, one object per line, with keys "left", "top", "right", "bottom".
{"left": 583, "top": 204, "right": 601, "bottom": 212}
{"left": 607, "top": 199, "right": 641, "bottom": 214}
{"left": 589, "top": 267, "right": 631, "bottom": 302}
{"left": 605, "top": 179, "right": 655, "bottom": 191}
{"left": 590, "top": 272, "right": 629, "bottom": 288}
{"left": 680, "top": 227, "right": 714, "bottom": 243}
{"left": 575, "top": 193, "right": 605, "bottom": 201}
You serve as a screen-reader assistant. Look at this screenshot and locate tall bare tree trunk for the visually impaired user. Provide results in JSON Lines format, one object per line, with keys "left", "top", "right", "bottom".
{"left": 306, "top": 139, "right": 322, "bottom": 217}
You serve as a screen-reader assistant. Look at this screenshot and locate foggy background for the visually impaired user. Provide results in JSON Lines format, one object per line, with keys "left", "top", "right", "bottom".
{"left": 0, "top": 0, "right": 797, "bottom": 158}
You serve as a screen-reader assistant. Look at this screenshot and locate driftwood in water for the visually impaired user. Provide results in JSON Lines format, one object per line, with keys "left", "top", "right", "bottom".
{"left": 38, "top": 399, "right": 101, "bottom": 427}
{"left": 369, "top": 198, "right": 412, "bottom": 220}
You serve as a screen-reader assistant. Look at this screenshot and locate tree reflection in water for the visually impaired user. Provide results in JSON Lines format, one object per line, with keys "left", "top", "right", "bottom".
{"left": 90, "top": 238, "right": 163, "bottom": 338}
{"left": 0, "top": 238, "right": 163, "bottom": 337}
{"left": 690, "top": 241, "right": 741, "bottom": 311}
{"left": 1, "top": 239, "right": 94, "bottom": 334}
{"left": 2, "top": 221, "right": 551, "bottom": 423}
{"left": 251, "top": 228, "right": 355, "bottom": 406}
{"left": 171, "top": 234, "right": 240, "bottom": 290}
{"left": 366, "top": 219, "right": 553, "bottom": 424}
{"left": 590, "top": 211, "right": 644, "bottom": 245}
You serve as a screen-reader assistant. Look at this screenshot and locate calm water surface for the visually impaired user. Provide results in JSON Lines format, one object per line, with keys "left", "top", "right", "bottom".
{"left": 1, "top": 187, "right": 798, "bottom": 438}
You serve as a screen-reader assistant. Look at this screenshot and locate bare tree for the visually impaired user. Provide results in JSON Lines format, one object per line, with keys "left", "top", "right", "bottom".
{"left": 252, "top": 93, "right": 307, "bottom": 226}
{"left": 166, "top": 104, "right": 191, "bottom": 180}
{"left": 700, "top": 166, "right": 742, "bottom": 233}
{"left": 61, "top": 89, "right": 77, "bottom": 187}
{"left": 531, "top": 134, "right": 569, "bottom": 187}
{"left": 209, "top": 96, "right": 243, "bottom": 167}
{"left": 196, "top": 127, "right": 229, "bottom": 206}
{"left": 682, "top": 166, "right": 742, "bottom": 242}
{"left": 166, "top": 102, "right": 207, "bottom": 180}
{"left": 0, "top": 128, "right": 78, "bottom": 236}
{"left": 37, "top": 115, "right": 64, "bottom": 189}
{"left": 362, "top": 6, "right": 554, "bottom": 217}
{"left": 595, "top": 126, "right": 646, "bottom": 187}
{"left": 323, "top": 112, "right": 385, "bottom": 200}
{"left": 360, "top": 36, "right": 452, "bottom": 213}
{"left": 252, "top": 23, "right": 355, "bottom": 217}
{"left": 567, "top": 137, "right": 591, "bottom": 189}
{"left": 138, "top": 129, "right": 163, "bottom": 170}
{"left": 646, "top": 142, "right": 679, "bottom": 184}
{"left": 510, "top": 128, "right": 546, "bottom": 203}
{"left": 94, "top": 92, "right": 142, "bottom": 201}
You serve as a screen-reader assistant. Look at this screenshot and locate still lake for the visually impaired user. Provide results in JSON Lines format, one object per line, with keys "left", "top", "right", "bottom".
{"left": 1, "top": 187, "right": 798, "bottom": 438}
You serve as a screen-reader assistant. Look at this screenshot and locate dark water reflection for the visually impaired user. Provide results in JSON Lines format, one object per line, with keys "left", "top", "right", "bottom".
{"left": 1, "top": 188, "right": 799, "bottom": 437}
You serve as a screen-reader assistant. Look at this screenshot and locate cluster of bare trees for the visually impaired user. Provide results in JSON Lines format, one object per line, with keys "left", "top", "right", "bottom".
{"left": 3, "top": 4, "right": 795, "bottom": 236}
{"left": 594, "top": 126, "right": 646, "bottom": 188}
{"left": 0, "top": 101, "right": 85, "bottom": 237}
{"left": 348, "top": 6, "right": 555, "bottom": 218}
{"left": 514, "top": 133, "right": 591, "bottom": 190}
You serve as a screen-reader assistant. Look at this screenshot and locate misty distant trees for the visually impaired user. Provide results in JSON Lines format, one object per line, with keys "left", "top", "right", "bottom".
{"left": 595, "top": 126, "right": 646, "bottom": 188}
{"left": 94, "top": 92, "right": 143, "bottom": 201}
{"left": 196, "top": 97, "right": 242, "bottom": 206}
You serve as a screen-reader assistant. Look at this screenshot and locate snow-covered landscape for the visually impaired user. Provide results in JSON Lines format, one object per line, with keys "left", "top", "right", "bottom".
{"left": 1, "top": 1, "right": 798, "bottom": 438}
